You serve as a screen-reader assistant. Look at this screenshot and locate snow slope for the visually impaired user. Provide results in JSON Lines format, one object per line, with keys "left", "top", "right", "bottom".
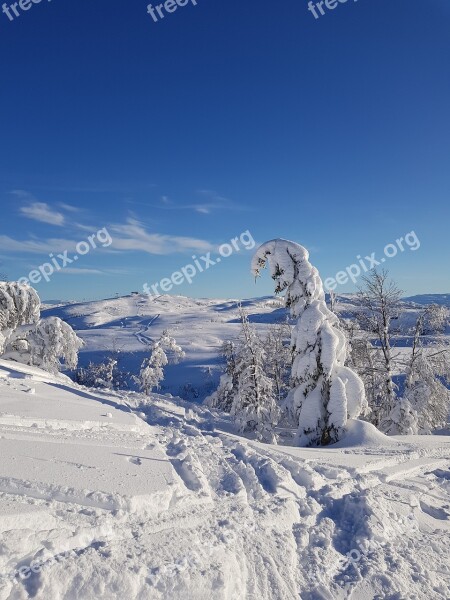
{"left": 42, "top": 294, "right": 288, "bottom": 399}
{"left": 404, "top": 294, "right": 450, "bottom": 308}
{"left": 41, "top": 293, "right": 448, "bottom": 401}
{"left": 1, "top": 359, "right": 450, "bottom": 599}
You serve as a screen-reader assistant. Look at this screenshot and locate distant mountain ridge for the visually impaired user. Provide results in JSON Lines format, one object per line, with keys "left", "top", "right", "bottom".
{"left": 403, "top": 294, "right": 450, "bottom": 307}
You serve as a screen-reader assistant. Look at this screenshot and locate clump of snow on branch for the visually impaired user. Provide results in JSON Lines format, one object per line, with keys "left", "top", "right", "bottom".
{"left": 252, "top": 239, "right": 367, "bottom": 446}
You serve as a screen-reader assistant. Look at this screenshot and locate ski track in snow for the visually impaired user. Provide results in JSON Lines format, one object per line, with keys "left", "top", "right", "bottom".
{"left": 134, "top": 315, "right": 160, "bottom": 348}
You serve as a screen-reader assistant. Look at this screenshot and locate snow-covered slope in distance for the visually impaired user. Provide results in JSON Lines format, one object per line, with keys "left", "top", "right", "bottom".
{"left": 42, "top": 295, "right": 287, "bottom": 399}
{"left": 404, "top": 294, "right": 450, "bottom": 307}
{"left": 42, "top": 293, "right": 449, "bottom": 400}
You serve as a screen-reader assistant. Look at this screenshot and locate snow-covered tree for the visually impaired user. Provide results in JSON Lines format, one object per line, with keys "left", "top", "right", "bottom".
{"left": 139, "top": 344, "right": 168, "bottom": 394}
{"left": 26, "top": 316, "right": 83, "bottom": 372}
{"left": 264, "top": 321, "right": 292, "bottom": 404}
{"left": 205, "top": 341, "right": 238, "bottom": 412}
{"left": 397, "top": 304, "right": 450, "bottom": 433}
{"left": 422, "top": 304, "right": 449, "bottom": 334}
{"left": 5, "top": 316, "right": 83, "bottom": 373}
{"left": 137, "top": 331, "right": 184, "bottom": 394}
{"left": 1, "top": 282, "right": 83, "bottom": 373}
{"left": 252, "top": 239, "right": 367, "bottom": 446}
{"left": 0, "top": 282, "right": 40, "bottom": 353}
{"left": 328, "top": 290, "right": 337, "bottom": 313}
{"left": 357, "top": 270, "right": 402, "bottom": 426}
{"left": 382, "top": 397, "right": 419, "bottom": 435}
{"left": 230, "top": 308, "right": 279, "bottom": 443}
{"left": 405, "top": 305, "right": 449, "bottom": 389}
{"left": 340, "top": 319, "right": 386, "bottom": 426}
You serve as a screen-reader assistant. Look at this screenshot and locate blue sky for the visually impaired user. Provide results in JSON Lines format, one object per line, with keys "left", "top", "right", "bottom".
{"left": 0, "top": 0, "right": 449, "bottom": 301}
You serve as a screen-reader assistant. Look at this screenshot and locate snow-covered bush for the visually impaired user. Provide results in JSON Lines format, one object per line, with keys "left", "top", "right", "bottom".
{"left": 252, "top": 239, "right": 367, "bottom": 446}
{"left": 137, "top": 331, "right": 184, "bottom": 394}
{"left": 76, "top": 357, "right": 127, "bottom": 390}
{"left": 0, "top": 282, "right": 83, "bottom": 373}
{"left": 179, "top": 382, "right": 200, "bottom": 401}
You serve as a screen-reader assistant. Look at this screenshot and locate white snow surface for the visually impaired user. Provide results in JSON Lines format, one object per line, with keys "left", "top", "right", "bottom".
{"left": 0, "top": 355, "right": 450, "bottom": 599}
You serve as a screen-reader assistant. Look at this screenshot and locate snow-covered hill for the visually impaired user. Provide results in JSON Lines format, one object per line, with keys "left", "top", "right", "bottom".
{"left": 1, "top": 359, "right": 450, "bottom": 599}
{"left": 404, "top": 294, "right": 450, "bottom": 307}
{"left": 42, "top": 294, "right": 288, "bottom": 399}
{"left": 41, "top": 293, "right": 448, "bottom": 401}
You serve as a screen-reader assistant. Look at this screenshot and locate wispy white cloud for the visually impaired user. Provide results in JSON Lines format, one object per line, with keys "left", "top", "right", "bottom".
{"left": 13, "top": 191, "right": 66, "bottom": 226}
{"left": 59, "top": 268, "right": 104, "bottom": 275}
{"left": 0, "top": 218, "right": 214, "bottom": 256}
{"left": 193, "top": 205, "right": 212, "bottom": 214}
{"left": 194, "top": 189, "right": 249, "bottom": 213}
{"left": 58, "top": 202, "right": 79, "bottom": 213}
{"left": 0, "top": 236, "right": 79, "bottom": 254}
{"left": 130, "top": 189, "right": 249, "bottom": 215}
{"left": 109, "top": 218, "right": 213, "bottom": 254}
{"left": 20, "top": 202, "right": 65, "bottom": 226}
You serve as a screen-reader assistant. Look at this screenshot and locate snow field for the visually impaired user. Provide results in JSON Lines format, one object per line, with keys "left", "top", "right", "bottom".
{"left": 0, "top": 291, "right": 449, "bottom": 599}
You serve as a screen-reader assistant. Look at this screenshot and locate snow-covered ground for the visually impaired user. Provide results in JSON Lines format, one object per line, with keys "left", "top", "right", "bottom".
{"left": 1, "top": 357, "right": 450, "bottom": 599}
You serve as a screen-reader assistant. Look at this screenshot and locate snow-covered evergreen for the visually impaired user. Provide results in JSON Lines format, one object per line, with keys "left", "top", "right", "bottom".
{"left": 230, "top": 308, "right": 279, "bottom": 444}
{"left": 252, "top": 239, "right": 367, "bottom": 446}
{"left": 137, "top": 330, "right": 185, "bottom": 395}
{"left": 382, "top": 397, "right": 419, "bottom": 435}
{"left": 205, "top": 341, "right": 238, "bottom": 412}
{"left": 264, "top": 321, "right": 292, "bottom": 404}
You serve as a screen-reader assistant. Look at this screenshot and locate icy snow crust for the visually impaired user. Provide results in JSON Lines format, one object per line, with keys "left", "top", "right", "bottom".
{"left": 0, "top": 358, "right": 450, "bottom": 599}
